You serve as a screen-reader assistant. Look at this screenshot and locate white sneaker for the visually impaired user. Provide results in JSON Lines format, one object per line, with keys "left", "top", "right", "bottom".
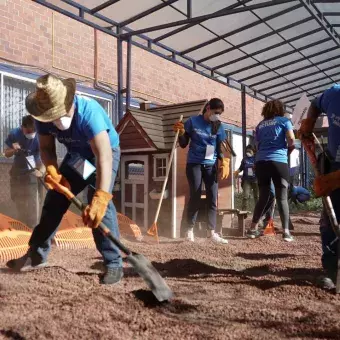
{"left": 186, "top": 228, "right": 194, "bottom": 242}
{"left": 207, "top": 230, "right": 228, "bottom": 244}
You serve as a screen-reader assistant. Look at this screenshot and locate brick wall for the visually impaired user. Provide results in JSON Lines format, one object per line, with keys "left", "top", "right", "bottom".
{"left": 0, "top": 0, "right": 264, "bottom": 129}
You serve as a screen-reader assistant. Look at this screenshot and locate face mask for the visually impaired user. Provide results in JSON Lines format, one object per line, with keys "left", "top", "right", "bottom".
{"left": 246, "top": 152, "right": 253, "bottom": 157}
{"left": 209, "top": 113, "right": 220, "bottom": 122}
{"left": 53, "top": 116, "right": 73, "bottom": 131}
{"left": 24, "top": 132, "right": 36, "bottom": 140}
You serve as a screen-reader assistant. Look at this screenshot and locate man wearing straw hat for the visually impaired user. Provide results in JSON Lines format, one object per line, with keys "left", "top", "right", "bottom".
{"left": 6, "top": 74, "right": 123, "bottom": 285}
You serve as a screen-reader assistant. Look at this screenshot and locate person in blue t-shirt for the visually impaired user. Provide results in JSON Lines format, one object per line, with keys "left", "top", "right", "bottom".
{"left": 298, "top": 84, "right": 340, "bottom": 290}
{"left": 4, "top": 115, "right": 44, "bottom": 228}
{"left": 247, "top": 100, "right": 295, "bottom": 242}
{"left": 173, "top": 98, "right": 230, "bottom": 244}
{"left": 234, "top": 144, "right": 258, "bottom": 211}
{"left": 6, "top": 74, "right": 122, "bottom": 285}
{"left": 289, "top": 186, "right": 311, "bottom": 205}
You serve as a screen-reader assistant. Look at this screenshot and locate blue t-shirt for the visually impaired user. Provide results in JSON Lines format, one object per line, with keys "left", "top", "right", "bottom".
{"left": 5, "top": 127, "right": 40, "bottom": 175}
{"left": 185, "top": 115, "right": 226, "bottom": 165}
{"left": 291, "top": 186, "right": 310, "bottom": 203}
{"left": 255, "top": 116, "right": 293, "bottom": 164}
{"left": 240, "top": 156, "right": 256, "bottom": 181}
{"left": 314, "top": 85, "right": 340, "bottom": 161}
{"left": 35, "top": 95, "right": 119, "bottom": 160}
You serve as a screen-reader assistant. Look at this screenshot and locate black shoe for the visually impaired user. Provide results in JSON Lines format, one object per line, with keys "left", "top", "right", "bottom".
{"left": 316, "top": 275, "right": 335, "bottom": 291}
{"left": 6, "top": 253, "right": 47, "bottom": 272}
{"left": 246, "top": 229, "right": 261, "bottom": 239}
{"left": 101, "top": 267, "right": 123, "bottom": 285}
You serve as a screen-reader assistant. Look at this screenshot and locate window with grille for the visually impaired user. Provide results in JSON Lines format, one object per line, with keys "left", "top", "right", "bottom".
{"left": 0, "top": 73, "right": 113, "bottom": 161}
{"left": 153, "top": 154, "right": 168, "bottom": 181}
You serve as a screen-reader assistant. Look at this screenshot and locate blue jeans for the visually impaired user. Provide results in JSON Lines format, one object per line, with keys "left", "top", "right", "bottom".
{"left": 320, "top": 188, "right": 340, "bottom": 276}
{"left": 28, "top": 147, "right": 122, "bottom": 269}
{"left": 186, "top": 163, "right": 217, "bottom": 230}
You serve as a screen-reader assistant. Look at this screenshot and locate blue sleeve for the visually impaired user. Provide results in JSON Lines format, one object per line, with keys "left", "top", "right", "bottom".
{"left": 82, "top": 101, "right": 110, "bottom": 140}
{"left": 184, "top": 118, "right": 193, "bottom": 135}
{"left": 5, "top": 130, "right": 16, "bottom": 148}
{"left": 284, "top": 118, "right": 293, "bottom": 132}
{"left": 216, "top": 125, "right": 227, "bottom": 145}
{"left": 35, "top": 120, "right": 51, "bottom": 136}
{"left": 314, "top": 87, "right": 336, "bottom": 113}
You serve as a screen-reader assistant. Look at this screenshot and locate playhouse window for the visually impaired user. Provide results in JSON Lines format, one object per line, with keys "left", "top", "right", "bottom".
{"left": 153, "top": 154, "right": 169, "bottom": 181}
{"left": 125, "top": 161, "right": 145, "bottom": 181}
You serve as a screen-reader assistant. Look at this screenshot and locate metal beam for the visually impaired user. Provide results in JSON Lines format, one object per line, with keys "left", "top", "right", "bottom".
{"left": 117, "top": 27, "right": 124, "bottom": 121}
{"left": 180, "top": 3, "right": 302, "bottom": 56}
{"left": 299, "top": 0, "right": 340, "bottom": 46}
{"left": 284, "top": 85, "right": 332, "bottom": 104}
{"left": 90, "top": 0, "right": 120, "bottom": 14}
{"left": 278, "top": 79, "right": 338, "bottom": 100}
{"left": 253, "top": 58, "right": 340, "bottom": 90}
{"left": 204, "top": 27, "right": 322, "bottom": 68}
{"left": 313, "top": 0, "right": 340, "bottom": 2}
{"left": 268, "top": 69, "right": 340, "bottom": 96}
{"left": 242, "top": 53, "right": 340, "bottom": 85}
{"left": 119, "top": 0, "right": 298, "bottom": 39}
{"left": 206, "top": 17, "right": 313, "bottom": 68}
{"left": 241, "top": 85, "right": 247, "bottom": 158}
{"left": 153, "top": 0, "right": 253, "bottom": 42}
{"left": 323, "top": 12, "right": 340, "bottom": 16}
{"left": 118, "top": 0, "right": 179, "bottom": 28}
{"left": 225, "top": 36, "right": 331, "bottom": 76}
{"left": 187, "top": 0, "right": 192, "bottom": 18}
{"left": 126, "top": 38, "right": 132, "bottom": 109}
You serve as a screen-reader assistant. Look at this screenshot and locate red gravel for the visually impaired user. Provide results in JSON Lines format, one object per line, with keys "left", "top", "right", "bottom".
{"left": 1, "top": 212, "right": 340, "bottom": 340}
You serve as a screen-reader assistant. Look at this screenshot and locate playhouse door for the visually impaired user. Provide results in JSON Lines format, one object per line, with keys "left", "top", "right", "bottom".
{"left": 121, "top": 155, "right": 149, "bottom": 230}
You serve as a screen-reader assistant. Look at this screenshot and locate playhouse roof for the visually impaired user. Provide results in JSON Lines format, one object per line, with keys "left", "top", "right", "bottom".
{"left": 120, "top": 99, "right": 206, "bottom": 150}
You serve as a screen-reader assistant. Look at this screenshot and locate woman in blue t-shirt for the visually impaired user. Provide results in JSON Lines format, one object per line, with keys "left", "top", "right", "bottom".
{"left": 247, "top": 100, "right": 295, "bottom": 242}
{"left": 173, "top": 98, "right": 230, "bottom": 244}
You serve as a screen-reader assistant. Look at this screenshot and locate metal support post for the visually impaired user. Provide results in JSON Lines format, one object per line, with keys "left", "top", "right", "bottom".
{"left": 126, "top": 37, "right": 132, "bottom": 109}
{"left": 117, "top": 27, "right": 124, "bottom": 121}
{"left": 241, "top": 85, "right": 247, "bottom": 158}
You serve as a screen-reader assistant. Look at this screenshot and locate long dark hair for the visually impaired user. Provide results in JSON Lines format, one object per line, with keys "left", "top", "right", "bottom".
{"left": 202, "top": 98, "right": 224, "bottom": 135}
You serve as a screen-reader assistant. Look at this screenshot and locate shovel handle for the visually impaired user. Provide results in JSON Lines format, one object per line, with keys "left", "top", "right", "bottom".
{"left": 46, "top": 177, "right": 132, "bottom": 256}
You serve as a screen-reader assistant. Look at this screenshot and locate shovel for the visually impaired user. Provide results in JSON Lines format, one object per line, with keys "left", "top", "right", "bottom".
{"left": 41, "top": 175, "right": 173, "bottom": 302}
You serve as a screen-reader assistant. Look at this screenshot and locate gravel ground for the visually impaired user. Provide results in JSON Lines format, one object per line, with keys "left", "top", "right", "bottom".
{"left": 1, "top": 212, "right": 340, "bottom": 340}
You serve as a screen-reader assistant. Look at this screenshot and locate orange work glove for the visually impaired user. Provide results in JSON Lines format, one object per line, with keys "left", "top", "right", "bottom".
{"left": 219, "top": 158, "right": 230, "bottom": 180}
{"left": 44, "top": 165, "right": 71, "bottom": 194}
{"left": 173, "top": 121, "right": 185, "bottom": 136}
{"left": 82, "top": 189, "right": 113, "bottom": 229}
{"left": 297, "top": 118, "right": 315, "bottom": 140}
{"left": 314, "top": 170, "right": 340, "bottom": 197}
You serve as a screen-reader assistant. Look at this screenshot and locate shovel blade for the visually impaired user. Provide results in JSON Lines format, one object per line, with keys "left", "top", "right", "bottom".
{"left": 126, "top": 253, "right": 173, "bottom": 302}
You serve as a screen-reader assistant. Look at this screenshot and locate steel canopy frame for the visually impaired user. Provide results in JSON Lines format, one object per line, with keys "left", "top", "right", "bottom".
{"left": 31, "top": 0, "right": 340, "bottom": 126}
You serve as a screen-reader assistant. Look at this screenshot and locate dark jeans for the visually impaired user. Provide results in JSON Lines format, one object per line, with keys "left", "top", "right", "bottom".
{"left": 242, "top": 179, "right": 258, "bottom": 211}
{"left": 10, "top": 173, "right": 43, "bottom": 228}
{"left": 28, "top": 147, "right": 122, "bottom": 269}
{"left": 252, "top": 161, "right": 290, "bottom": 231}
{"left": 186, "top": 163, "right": 217, "bottom": 230}
{"left": 319, "top": 187, "right": 340, "bottom": 276}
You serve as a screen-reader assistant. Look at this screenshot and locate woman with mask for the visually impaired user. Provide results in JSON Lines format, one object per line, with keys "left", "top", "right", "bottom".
{"left": 173, "top": 98, "right": 230, "bottom": 243}
{"left": 247, "top": 99, "right": 295, "bottom": 242}
{"left": 4, "top": 115, "right": 44, "bottom": 228}
{"left": 234, "top": 144, "right": 258, "bottom": 211}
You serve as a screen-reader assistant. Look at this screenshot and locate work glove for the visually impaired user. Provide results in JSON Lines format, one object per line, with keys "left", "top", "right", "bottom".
{"left": 219, "top": 158, "right": 230, "bottom": 180}
{"left": 12, "top": 143, "right": 21, "bottom": 153}
{"left": 82, "top": 189, "right": 113, "bottom": 229}
{"left": 313, "top": 170, "right": 340, "bottom": 197}
{"left": 297, "top": 118, "right": 315, "bottom": 140}
{"left": 233, "top": 170, "right": 240, "bottom": 178}
{"left": 173, "top": 121, "right": 185, "bottom": 136}
{"left": 44, "top": 165, "right": 71, "bottom": 193}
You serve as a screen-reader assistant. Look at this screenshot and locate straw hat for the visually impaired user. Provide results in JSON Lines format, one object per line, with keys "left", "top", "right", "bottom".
{"left": 25, "top": 74, "right": 76, "bottom": 122}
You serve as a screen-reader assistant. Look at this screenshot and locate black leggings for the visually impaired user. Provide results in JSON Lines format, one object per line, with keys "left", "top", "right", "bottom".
{"left": 252, "top": 161, "right": 290, "bottom": 231}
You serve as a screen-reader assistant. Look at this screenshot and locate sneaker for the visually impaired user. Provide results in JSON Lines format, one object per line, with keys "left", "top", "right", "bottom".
{"left": 185, "top": 228, "right": 194, "bottom": 242}
{"left": 6, "top": 253, "right": 47, "bottom": 272}
{"left": 207, "top": 230, "right": 228, "bottom": 244}
{"left": 246, "top": 229, "right": 261, "bottom": 239}
{"left": 283, "top": 233, "right": 294, "bottom": 242}
{"left": 101, "top": 267, "right": 123, "bottom": 285}
{"left": 316, "top": 275, "right": 335, "bottom": 291}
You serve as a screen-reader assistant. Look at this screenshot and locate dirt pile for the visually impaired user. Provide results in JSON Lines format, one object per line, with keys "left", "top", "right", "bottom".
{"left": 1, "top": 213, "right": 340, "bottom": 340}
